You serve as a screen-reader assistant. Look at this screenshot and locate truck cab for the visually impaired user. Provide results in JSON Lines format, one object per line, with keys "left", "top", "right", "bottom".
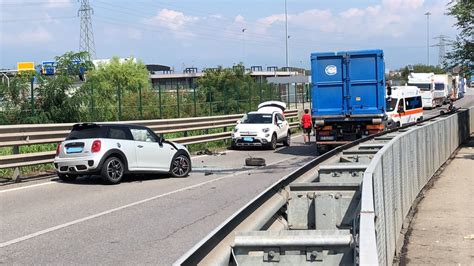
{"left": 408, "top": 72, "right": 444, "bottom": 109}
{"left": 386, "top": 86, "right": 423, "bottom": 127}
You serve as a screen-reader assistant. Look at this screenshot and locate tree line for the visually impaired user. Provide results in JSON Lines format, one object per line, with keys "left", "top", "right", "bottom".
{"left": 0, "top": 52, "right": 277, "bottom": 125}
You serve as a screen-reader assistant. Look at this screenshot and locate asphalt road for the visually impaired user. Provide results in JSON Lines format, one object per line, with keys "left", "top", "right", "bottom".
{"left": 1, "top": 90, "right": 472, "bottom": 265}
{"left": 0, "top": 136, "right": 318, "bottom": 264}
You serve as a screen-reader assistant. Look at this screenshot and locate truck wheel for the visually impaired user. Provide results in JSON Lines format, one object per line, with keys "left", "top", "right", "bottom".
{"left": 101, "top": 156, "right": 124, "bottom": 184}
{"left": 269, "top": 134, "right": 277, "bottom": 150}
{"left": 283, "top": 131, "right": 291, "bottom": 147}
{"left": 58, "top": 173, "right": 77, "bottom": 183}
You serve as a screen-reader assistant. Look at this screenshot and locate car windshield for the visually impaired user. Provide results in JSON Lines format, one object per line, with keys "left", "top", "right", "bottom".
{"left": 66, "top": 125, "right": 106, "bottom": 140}
{"left": 241, "top": 113, "right": 273, "bottom": 124}
{"left": 434, "top": 83, "right": 445, "bottom": 90}
{"left": 386, "top": 98, "right": 398, "bottom": 112}
{"left": 410, "top": 83, "right": 431, "bottom": 91}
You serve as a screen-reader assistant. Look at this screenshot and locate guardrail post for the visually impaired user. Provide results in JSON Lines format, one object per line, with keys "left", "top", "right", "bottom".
{"left": 12, "top": 145, "right": 21, "bottom": 183}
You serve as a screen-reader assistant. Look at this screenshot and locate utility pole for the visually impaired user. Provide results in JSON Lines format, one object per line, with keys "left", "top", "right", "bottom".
{"left": 424, "top": 11, "right": 431, "bottom": 66}
{"left": 432, "top": 35, "right": 450, "bottom": 67}
{"left": 78, "top": 0, "right": 96, "bottom": 59}
{"left": 285, "top": 0, "right": 289, "bottom": 69}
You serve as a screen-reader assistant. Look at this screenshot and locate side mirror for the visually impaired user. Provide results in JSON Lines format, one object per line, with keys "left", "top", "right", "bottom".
{"left": 277, "top": 121, "right": 283, "bottom": 127}
{"left": 158, "top": 135, "right": 165, "bottom": 145}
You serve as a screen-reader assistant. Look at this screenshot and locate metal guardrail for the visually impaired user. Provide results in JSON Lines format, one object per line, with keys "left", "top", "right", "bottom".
{"left": 359, "top": 107, "right": 473, "bottom": 265}
{"left": 174, "top": 107, "right": 473, "bottom": 265}
{"left": 0, "top": 110, "right": 300, "bottom": 174}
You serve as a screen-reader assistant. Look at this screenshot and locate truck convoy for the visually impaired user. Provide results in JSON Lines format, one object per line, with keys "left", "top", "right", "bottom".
{"left": 311, "top": 50, "right": 387, "bottom": 153}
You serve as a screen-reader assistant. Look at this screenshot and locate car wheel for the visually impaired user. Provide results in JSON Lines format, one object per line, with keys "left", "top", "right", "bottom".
{"left": 101, "top": 156, "right": 124, "bottom": 184}
{"left": 58, "top": 173, "right": 77, "bottom": 183}
{"left": 269, "top": 134, "right": 277, "bottom": 150}
{"left": 283, "top": 131, "right": 291, "bottom": 146}
{"left": 171, "top": 155, "right": 191, "bottom": 178}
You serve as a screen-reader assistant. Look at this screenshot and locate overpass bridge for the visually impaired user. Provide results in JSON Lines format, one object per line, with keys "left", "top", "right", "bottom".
{"left": 0, "top": 92, "right": 473, "bottom": 265}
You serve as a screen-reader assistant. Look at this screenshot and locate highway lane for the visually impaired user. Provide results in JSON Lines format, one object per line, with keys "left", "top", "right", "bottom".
{"left": 1, "top": 90, "right": 472, "bottom": 264}
{"left": 0, "top": 136, "right": 317, "bottom": 264}
{"left": 423, "top": 89, "right": 474, "bottom": 118}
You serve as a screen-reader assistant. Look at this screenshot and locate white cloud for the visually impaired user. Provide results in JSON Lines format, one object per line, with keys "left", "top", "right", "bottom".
{"left": 144, "top": 9, "right": 199, "bottom": 31}
{"left": 1, "top": 26, "right": 53, "bottom": 45}
{"left": 234, "top": 15, "right": 246, "bottom": 24}
{"left": 209, "top": 14, "right": 223, "bottom": 20}
{"left": 127, "top": 28, "right": 142, "bottom": 40}
{"left": 45, "top": 0, "right": 73, "bottom": 9}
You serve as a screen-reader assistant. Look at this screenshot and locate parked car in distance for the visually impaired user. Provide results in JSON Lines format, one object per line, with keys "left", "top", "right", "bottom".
{"left": 54, "top": 123, "right": 192, "bottom": 184}
{"left": 231, "top": 101, "right": 290, "bottom": 150}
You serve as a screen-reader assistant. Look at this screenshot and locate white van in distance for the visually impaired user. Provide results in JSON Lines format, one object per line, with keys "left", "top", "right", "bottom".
{"left": 386, "top": 86, "right": 423, "bottom": 127}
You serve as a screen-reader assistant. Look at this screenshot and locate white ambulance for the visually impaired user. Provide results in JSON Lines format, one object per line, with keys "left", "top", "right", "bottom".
{"left": 386, "top": 86, "right": 423, "bottom": 127}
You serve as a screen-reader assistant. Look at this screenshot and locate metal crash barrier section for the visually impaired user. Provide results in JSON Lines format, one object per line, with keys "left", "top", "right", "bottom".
{"left": 175, "top": 107, "right": 473, "bottom": 266}
{"left": 359, "top": 107, "right": 473, "bottom": 265}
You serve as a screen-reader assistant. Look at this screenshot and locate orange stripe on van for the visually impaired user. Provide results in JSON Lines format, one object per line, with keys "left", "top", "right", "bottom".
{"left": 392, "top": 108, "right": 423, "bottom": 117}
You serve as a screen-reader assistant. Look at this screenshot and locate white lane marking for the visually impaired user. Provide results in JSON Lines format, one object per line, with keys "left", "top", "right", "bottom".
{"left": 0, "top": 156, "right": 296, "bottom": 248}
{"left": 0, "top": 182, "right": 55, "bottom": 194}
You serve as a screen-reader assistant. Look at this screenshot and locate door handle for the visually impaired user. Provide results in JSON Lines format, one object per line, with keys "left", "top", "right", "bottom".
{"left": 137, "top": 145, "right": 143, "bottom": 148}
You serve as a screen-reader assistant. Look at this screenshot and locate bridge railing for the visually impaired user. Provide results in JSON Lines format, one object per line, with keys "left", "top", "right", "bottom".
{"left": 0, "top": 109, "right": 300, "bottom": 174}
{"left": 359, "top": 107, "right": 473, "bottom": 265}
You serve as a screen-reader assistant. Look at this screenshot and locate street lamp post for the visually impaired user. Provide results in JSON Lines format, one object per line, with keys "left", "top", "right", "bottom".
{"left": 424, "top": 11, "right": 431, "bottom": 66}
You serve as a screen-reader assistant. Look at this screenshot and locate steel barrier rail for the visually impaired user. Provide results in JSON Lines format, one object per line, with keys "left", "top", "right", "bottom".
{"left": 174, "top": 108, "right": 473, "bottom": 266}
{"left": 359, "top": 107, "right": 473, "bottom": 265}
{"left": 0, "top": 110, "right": 300, "bottom": 173}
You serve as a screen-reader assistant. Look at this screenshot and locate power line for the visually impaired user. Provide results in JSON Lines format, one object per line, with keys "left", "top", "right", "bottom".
{"left": 432, "top": 35, "right": 452, "bottom": 67}
{"left": 0, "top": 16, "right": 76, "bottom": 23}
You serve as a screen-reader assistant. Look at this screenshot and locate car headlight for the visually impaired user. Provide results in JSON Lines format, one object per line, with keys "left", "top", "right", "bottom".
{"left": 262, "top": 128, "right": 270, "bottom": 133}
{"left": 234, "top": 128, "right": 239, "bottom": 133}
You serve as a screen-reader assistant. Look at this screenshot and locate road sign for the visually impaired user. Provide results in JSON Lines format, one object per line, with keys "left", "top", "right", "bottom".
{"left": 17, "top": 62, "right": 35, "bottom": 72}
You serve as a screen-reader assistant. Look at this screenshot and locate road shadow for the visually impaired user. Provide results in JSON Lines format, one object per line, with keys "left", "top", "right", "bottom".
{"left": 52, "top": 172, "right": 172, "bottom": 185}
{"left": 275, "top": 143, "right": 319, "bottom": 157}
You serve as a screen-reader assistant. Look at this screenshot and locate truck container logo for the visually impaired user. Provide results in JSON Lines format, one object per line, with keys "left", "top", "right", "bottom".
{"left": 325, "top": 65, "right": 337, "bottom": 76}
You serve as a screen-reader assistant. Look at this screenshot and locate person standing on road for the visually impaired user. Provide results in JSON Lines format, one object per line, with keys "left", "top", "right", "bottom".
{"left": 301, "top": 109, "right": 312, "bottom": 144}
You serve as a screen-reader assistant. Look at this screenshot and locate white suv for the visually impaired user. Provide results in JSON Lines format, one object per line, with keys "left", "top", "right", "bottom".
{"left": 54, "top": 123, "right": 191, "bottom": 184}
{"left": 231, "top": 101, "right": 290, "bottom": 150}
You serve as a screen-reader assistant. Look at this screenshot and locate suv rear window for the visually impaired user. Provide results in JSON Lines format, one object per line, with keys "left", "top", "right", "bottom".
{"left": 66, "top": 125, "right": 106, "bottom": 140}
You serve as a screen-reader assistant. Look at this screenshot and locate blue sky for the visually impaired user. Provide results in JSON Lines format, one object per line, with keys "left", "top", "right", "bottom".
{"left": 0, "top": 0, "right": 458, "bottom": 71}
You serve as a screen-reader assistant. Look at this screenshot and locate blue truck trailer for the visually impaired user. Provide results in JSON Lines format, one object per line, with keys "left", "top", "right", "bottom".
{"left": 311, "top": 49, "right": 387, "bottom": 153}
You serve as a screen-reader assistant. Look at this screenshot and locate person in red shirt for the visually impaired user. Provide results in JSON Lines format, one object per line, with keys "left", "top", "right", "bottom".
{"left": 301, "top": 109, "right": 312, "bottom": 144}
